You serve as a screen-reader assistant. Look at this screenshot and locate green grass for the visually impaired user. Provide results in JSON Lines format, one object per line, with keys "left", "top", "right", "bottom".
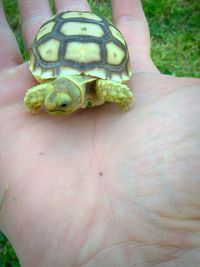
{"left": 0, "top": 233, "right": 20, "bottom": 267}
{"left": 145, "top": 0, "right": 200, "bottom": 77}
{"left": 0, "top": 0, "right": 199, "bottom": 266}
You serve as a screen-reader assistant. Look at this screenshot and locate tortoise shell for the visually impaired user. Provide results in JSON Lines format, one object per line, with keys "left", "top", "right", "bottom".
{"left": 29, "top": 11, "right": 132, "bottom": 83}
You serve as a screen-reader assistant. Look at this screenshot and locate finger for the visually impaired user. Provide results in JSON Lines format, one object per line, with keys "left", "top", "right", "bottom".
{"left": 0, "top": 2, "right": 22, "bottom": 70}
{"left": 112, "top": 0, "right": 159, "bottom": 73}
{"left": 18, "top": 0, "right": 52, "bottom": 48}
{"left": 54, "top": 0, "right": 90, "bottom": 13}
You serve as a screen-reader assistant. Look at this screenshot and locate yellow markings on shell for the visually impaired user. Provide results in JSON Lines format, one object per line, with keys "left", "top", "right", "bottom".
{"left": 85, "top": 67, "right": 106, "bottom": 80}
{"left": 40, "top": 69, "right": 54, "bottom": 80}
{"left": 109, "top": 26, "right": 126, "bottom": 46}
{"left": 65, "top": 42, "right": 101, "bottom": 63}
{"left": 59, "top": 66, "right": 81, "bottom": 76}
{"left": 60, "top": 22, "right": 104, "bottom": 37}
{"left": 106, "top": 42, "right": 125, "bottom": 65}
{"left": 121, "top": 71, "right": 131, "bottom": 81}
{"left": 126, "top": 61, "right": 132, "bottom": 77}
{"left": 29, "top": 55, "right": 35, "bottom": 70}
{"left": 36, "top": 21, "right": 55, "bottom": 41}
{"left": 61, "top": 11, "right": 102, "bottom": 21}
{"left": 110, "top": 73, "right": 123, "bottom": 82}
{"left": 110, "top": 71, "right": 131, "bottom": 83}
{"left": 38, "top": 39, "right": 60, "bottom": 62}
{"left": 31, "top": 66, "right": 43, "bottom": 81}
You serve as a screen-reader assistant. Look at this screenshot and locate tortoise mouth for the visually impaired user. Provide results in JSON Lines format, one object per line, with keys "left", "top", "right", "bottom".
{"left": 46, "top": 109, "right": 66, "bottom": 115}
{"left": 46, "top": 107, "right": 78, "bottom": 115}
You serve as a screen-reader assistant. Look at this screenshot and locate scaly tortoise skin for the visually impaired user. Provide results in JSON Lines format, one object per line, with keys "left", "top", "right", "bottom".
{"left": 24, "top": 11, "right": 134, "bottom": 115}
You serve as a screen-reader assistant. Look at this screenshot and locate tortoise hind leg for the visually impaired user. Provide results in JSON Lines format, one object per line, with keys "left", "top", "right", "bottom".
{"left": 95, "top": 79, "right": 134, "bottom": 110}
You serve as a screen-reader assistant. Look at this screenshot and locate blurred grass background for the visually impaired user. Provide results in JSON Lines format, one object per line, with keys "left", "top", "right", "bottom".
{"left": 0, "top": 0, "right": 199, "bottom": 266}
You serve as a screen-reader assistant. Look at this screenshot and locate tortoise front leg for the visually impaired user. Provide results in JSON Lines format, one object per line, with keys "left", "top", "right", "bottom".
{"left": 24, "top": 82, "right": 54, "bottom": 114}
{"left": 95, "top": 79, "right": 134, "bottom": 110}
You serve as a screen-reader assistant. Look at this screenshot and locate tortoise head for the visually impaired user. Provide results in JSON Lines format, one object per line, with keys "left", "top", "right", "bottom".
{"left": 44, "top": 77, "right": 85, "bottom": 115}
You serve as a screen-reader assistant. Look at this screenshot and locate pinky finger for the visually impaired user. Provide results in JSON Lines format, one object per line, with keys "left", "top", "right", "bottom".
{"left": 0, "top": 2, "right": 22, "bottom": 70}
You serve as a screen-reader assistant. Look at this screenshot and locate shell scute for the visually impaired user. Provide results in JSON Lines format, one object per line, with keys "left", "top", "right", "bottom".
{"left": 30, "top": 11, "right": 131, "bottom": 82}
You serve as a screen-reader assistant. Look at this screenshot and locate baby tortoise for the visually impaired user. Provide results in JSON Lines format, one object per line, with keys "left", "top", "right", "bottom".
{"left": 24, "top": 11, "right": 134, "bottom": 115}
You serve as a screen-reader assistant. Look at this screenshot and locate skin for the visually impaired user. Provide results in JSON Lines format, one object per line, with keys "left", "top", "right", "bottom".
{"left": 0, "top": 0, "right": 200, "bottom": 266}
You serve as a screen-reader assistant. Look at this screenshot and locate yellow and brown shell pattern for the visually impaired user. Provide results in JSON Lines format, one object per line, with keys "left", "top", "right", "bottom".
{"left": 30, "top": 11, "right": 132, "bottom": 83}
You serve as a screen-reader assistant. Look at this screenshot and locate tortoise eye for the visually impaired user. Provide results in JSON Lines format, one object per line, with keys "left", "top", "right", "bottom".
{"left": 60, "top": 103, "right": 67, "bottom": 107}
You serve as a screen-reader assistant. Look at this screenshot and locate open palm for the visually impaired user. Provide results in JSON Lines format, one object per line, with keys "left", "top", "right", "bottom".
{"left": 0, "top": 1, "right": 200, "bottom": 267}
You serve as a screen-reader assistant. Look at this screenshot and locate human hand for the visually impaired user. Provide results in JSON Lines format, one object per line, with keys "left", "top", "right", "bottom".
{"left": 0, "top": 1, "right": 200, "bottom": 266}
